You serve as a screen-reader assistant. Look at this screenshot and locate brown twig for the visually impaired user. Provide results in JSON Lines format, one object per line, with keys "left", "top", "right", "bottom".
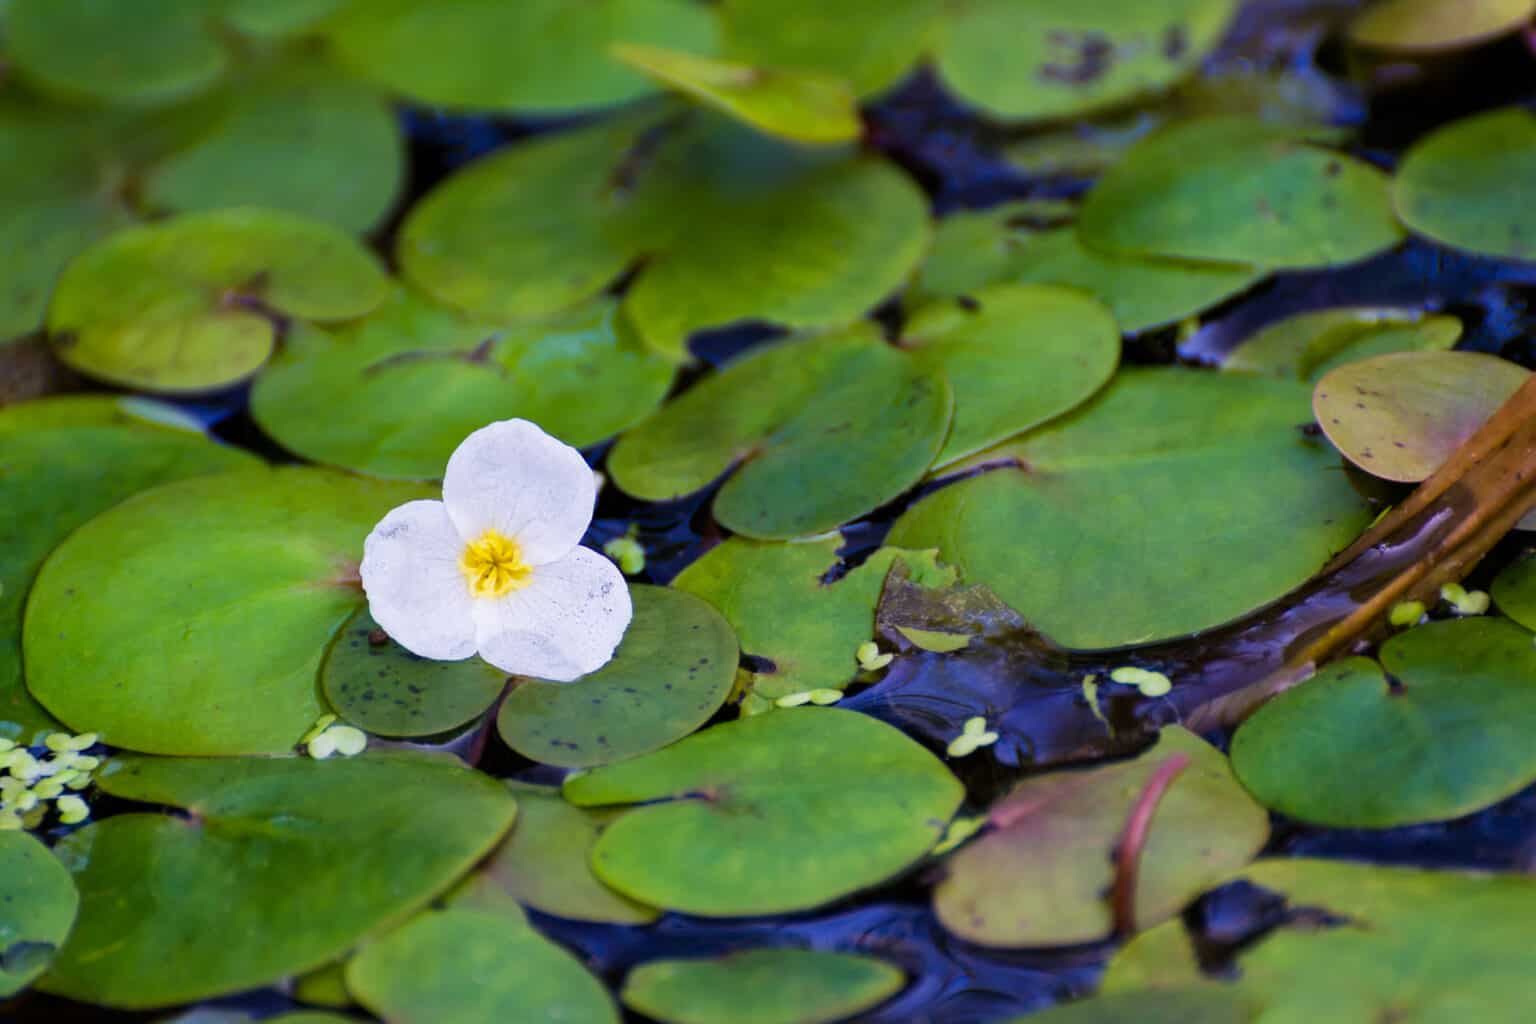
{"left": 1110, "top": 752, "right": 1192, "bottom": 937}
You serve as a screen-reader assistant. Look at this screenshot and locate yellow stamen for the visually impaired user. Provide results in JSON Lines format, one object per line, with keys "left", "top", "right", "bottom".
{"left": 460, "top": 530, "right": 532, "bottom": 598}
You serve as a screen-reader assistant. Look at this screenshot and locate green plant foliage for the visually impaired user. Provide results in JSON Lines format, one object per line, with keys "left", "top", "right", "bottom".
{"left": 1006, "top": 989, "right": 1254, "bottom": 1024}
{"left": 23, "top": 467, "right": 430, "bottom": 756}
{"left": 251, "top": 291, "right": 673, "bottom": 480}
{"left": 1223, "top": 307, "right": 1462, "bottom": 382}
{"left": 47, "top": 208, "right": 390, "bottom": 392}
{"left": 933, "top": 728, "right": 1268, "bottom": 947}
{"left": 1349, "top": 0, "right": 1536, "bottom": 53}
{"left": 672, "top": 539, "right": 952, "bottom": 708}
{"left": 1231, "top": 618, "right": 1536, "bottom": 827}
{"left": 1394, "top": 106, "right": 1536, "bottom": 262}
{"left": 40, "top": 753, "right": 516, "bottom": 1009}
{"left": 347, "top": 908, "right": 619, "bottom": 1022}
{"left": 609, "top": 325, "right": 951, "bottom": 539}
{"left": 614, "top": 44, "right": 862, "bottom": 144}
{"left": 1313, "top": 350, "right": 1529, "bottom": 482}
{"left": 320, "top": 0, "right": 717, "bottom": 114}
{"left": 890, "top": 368, "right": 1372, "bottom": 648}
{"left": 1102, "top": 858, "right": 1536, "bottom": 1019}
{"left": 0, "top": 831, "right": 78, "bottom": 997}
{"left": 901, "top": 283, "right": 1120, "bottom": 466}
{"left": 0, "top": 397, "right": 258, "bottom": 744}
{"left": 497, "top": 585, "right": 738, "bottom": 767}
{"left": 1492, "top": 552, "right": 1536, "bottom": 631}
{"left": 321, "top": 606, "right": 506, "bottom": 738}
{"left": 621, "top": 948, "right": 905, "bottom": 1024}
{"left": 1079, "top": 117, "right": 1405, "bottom": 269}
{"left": 565, "top": 708, "right": 963, "bottom": 915}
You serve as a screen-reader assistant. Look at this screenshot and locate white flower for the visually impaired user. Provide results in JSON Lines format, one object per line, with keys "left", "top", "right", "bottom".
{"left": 360, "top": 419, "right": 632, "bottom": 682}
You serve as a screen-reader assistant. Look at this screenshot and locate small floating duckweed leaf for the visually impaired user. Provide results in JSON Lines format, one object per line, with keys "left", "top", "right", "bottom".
{"left": 1492, "top": 553, "right": 1536, "bottom": 631}
{"left": 1349, "top": 0, "right": 1536, "bottom": 53}
{"left": 621, "top": 948, "right": 905, "bottom": 1024}
{"left": 0, "top": 831, "right": 78, "bottom": 997}
{"left": 47, "top": 208, "right": 390, "bottom": 392}
{"left": 718, "top": 0, "right": 939, "bottom": 97}
{"left": 1313, "top": 350, "right": 1529, "bottom": 482}
{"left": 41, "top": 753, "right": 516, "bottom": 1009}
{"left": 347, "top": 909, "right": 618, "bottom": 1023}
{"left": 933, "top": 727, "right": 1267, "bottom": 947}
{"left": 565, "top": 708, "right": 963, "bottom": 916}
{"left": 1224, "top": 307, "right": 1461, "bottom": 382}
{"left": 24, "top": 467, "right": 430, "bottom": 756}
{"left": 497, "top": 586, "right": 737, "bottom": 768}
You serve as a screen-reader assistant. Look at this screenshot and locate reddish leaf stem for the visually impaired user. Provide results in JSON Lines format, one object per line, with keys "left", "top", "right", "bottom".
{"left": 1111, "top": 752, "right": 1192, "bottom": 938}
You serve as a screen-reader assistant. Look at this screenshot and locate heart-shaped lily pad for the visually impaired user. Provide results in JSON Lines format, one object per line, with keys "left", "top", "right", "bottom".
{"left": 1349, "top": 0, "right": 1536, "bottom": 53}
{"left": 1224, "top": 307, "right": 1461, "bottom": 382}
{"left": 621, "top": 948, "right": 905, "bottom": 1024}
{"left": 0, "top": 831, "right": 78, "bottom": 998}
{"left": 609, "top": 325, "right": 952, "bottom": 539}
{"left": 934, "top": 727, "right": 1268, "bottom": 947}
{"left": 613, "top": 45, "right": 861, "bottom": 144}
{"left": 1313, "top": 350, "right": 1529, "bottom": 482}
{"left": 47, "top": 207, "right": 390, "bottom": 392}
{"left": 1394, "top": 106, "right": 1536, "bottom": 263}
{"left": 251, "top": 290, "right": 674, "bottom": 480}
{"left": 890, "top": 368, "right": 1371, "bottom": 648}
{"left": 497, "top": 585, "right": 737, "bottom": 768}
{"left": 1079, "top": 117, "right": 1404, "bottom": 269}
{"left": 718, "top": 0, "right": 939, "bottom": 97}
{"left": 24, "top": 467, "right": 430, "bottom": 755}
{"left": 1492, "top": 552, "right": 1536, "bottom": 631}
{"left": 321, "top": 0, "right": 717, "bottom": 114}
{"left": 347, "top": 909, "right": 618, "bottom": 1023}
{"left": 565, "top": 708, "right": 964, "bottom": 915}
{"left": 1232, "top": 617, "right": 1536, "bottom": 827}
{"left": 901, "top": 283, "right": 1120, "bottom": 466}
{"left": 0, "top": 397, "right": 258, "bottom": 744}
{"left": 41, "top": 753, "right": 516, "bottom": 1009}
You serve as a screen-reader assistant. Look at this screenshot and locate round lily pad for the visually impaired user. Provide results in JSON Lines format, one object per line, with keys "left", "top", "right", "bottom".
{"left": 1232, "top": 617, "right": 1536, "bottom": 827}
{"left": 0, "top": 831, "right": 78, "bottom": 998}
{"left": 24, "top": 467, "right": 430, "bottom": 756}
{"left": 48, "top": 208, "right": 390, "bottom": 392}
{"left": 890, "top": 368, "right": 1371, "bottom": 648}
{"left": 609, "top": 325, "right": 952, "bottom": 539}
{"left": 718, "top": 0, "right": 939, "bottom": 98}
{"left": 497, "top": 585, "right": 737, "bottom": 768}
{"left": 565, "top": 708, "right": 964, "bottom": 915}
{"left": 935, "top": 0, "right": 1241, "bottom": 122}
{"left": 1313, "top": 350, "right": 1529, "bottom": 482}
{"left": 1079, "top": 117, "right": 1405, "bottom": 269}
{"left": 0, "top": 397, "right": 257, "bottom": 744}
{"left": 322, "top": 605, "right": 507, "bottom": 738}
{"left": 347, "top": 909, "right": 618, "bottom": 1023}
{"left": 622, "top": 948, "right": 905, "bottom": 1024}
{"left": 1224, "top": 307, "right": 1461, "bottom": 382}
{"left": 901, "top": 283, "right": 1120, "bottom": 466}
{"left": 1349, "top": 0, "right": 1536, "bottom": 53}
{"left": 1492, "top": 552, "right": 1536, "bottom": 631}
{"left": 934, "top": 728, "right": 1269, "bottom": 947}
{"left": 1394, "top": 106, "right": 1536, "bottom": 262}
{"left": 250, "top": 290, "right": 674, "bottom": 480}
{"left": 41, "top": 753, "right": 516, "bottom": 1009}
{"left": 321, "top": 0, "right": 717, "bottom": 114}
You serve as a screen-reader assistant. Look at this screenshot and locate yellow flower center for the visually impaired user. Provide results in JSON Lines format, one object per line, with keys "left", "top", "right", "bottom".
{"left": 460, "top": 530, "right": 532, "bottom": 599}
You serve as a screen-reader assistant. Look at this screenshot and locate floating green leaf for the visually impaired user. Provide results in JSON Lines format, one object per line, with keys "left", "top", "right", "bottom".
{"left": 1079, "top": 117, "right": 1404, "bottom": 269}
{"left": 48, "top": 208, "right": 390, "bottom": 392}
{"left": 1394, "top": 106, "right": 1536, "bottom": 262}
{"left": 890, "top": 368, "right": 1371, "bottom": 648}
{"left": 901, "top": 283, "right": 1120, "bottom": 466}
{"left": 0, "top": 831, "right": 77, "bottom": 997}
{"left": 1232, "top": 618, "right": 1536, "bottom": 827}
{"left": 718, "top": 0, "right": 939, "bottom": 98}
{"left": 321, "top": 0, "right": 717, "bottom": 114}
{"left": 1492, "top": 552, "right": 1536, "bottom": 631}
{"left": 566, "top": 708, "right": 963, "bottom": 915}
{"left": 251, "top": 290, "right": 673, "bottom": 480}
{"left": 1313, "top": 351, "right": 1529, "bottom": 482}
{"left": 610, "top": 325, "right": 951, "bottom": 539}
{"left": 934, "top": 728, "right": 1268, "bottom": 947}
{"left": 1007, "top": 990, "right": 1253, "bottom": 1024}
{"left": 497, "top": 585, "right": 737, "bottom": 767}
{"left": 24, "top": 467, "right": 429, "bottom": 756}
{"left": 41, "top": 753, "right": 516, "bottom": 1009}
{"left": 622, "top": 948, "right": 905, "bottom": 1024}
{"left": 1224, "top": 307, "right": 1461, "bottom": 382}
{"left": 347, "top": 909, "right": 618, "bottom": 1023}
{"left": 1349, "top": 0, "right": 1536, "bottom": 53}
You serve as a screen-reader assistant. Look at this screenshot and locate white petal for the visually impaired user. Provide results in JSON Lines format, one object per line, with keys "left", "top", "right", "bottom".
{"left": 442, "top": 419, "right": 596, "bottom": 565}
{"left": 473, "top": 546, "right": 632, "bottom": 682}
{"left": 359, "top": 499, "right": 477, "bottom": 661}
